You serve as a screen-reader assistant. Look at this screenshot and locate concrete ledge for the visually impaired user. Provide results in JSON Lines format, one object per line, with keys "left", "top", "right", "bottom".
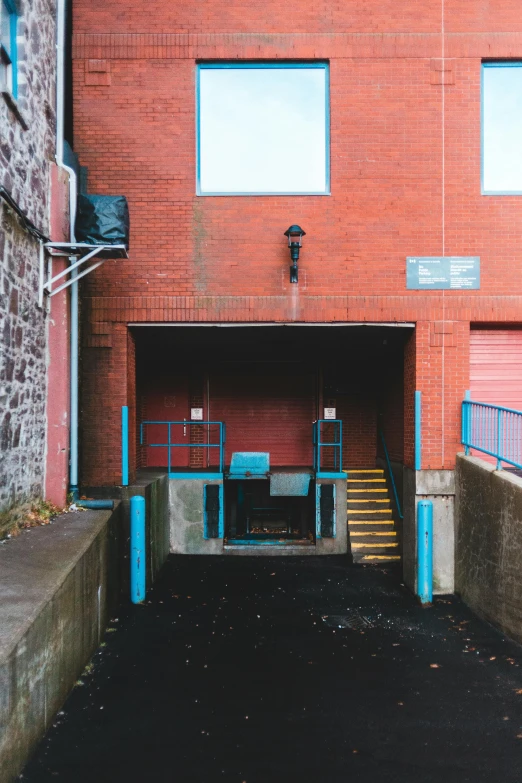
{"left": 0, "top": 506, "right": 122, "bottom": 783}
{"left": 456, "top": 454, "right": 522, "bottom": 644}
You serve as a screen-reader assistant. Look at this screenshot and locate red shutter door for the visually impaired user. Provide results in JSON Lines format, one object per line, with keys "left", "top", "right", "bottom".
{"left": 209, "top": 369, "right": 316, "bottom": 467}
{"left": 470, "top": 329, "right": 522, "bottom": 464}
{"left": 470, "top": 330, "right": 522, "bottom": 410}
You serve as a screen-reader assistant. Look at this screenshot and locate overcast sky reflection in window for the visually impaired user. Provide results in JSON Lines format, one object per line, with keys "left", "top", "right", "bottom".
{"left": 483, "top": 64, "right": 522, "bottom": 194}
{"left": 198, "top": 64, "right": 329, "bottom": 195}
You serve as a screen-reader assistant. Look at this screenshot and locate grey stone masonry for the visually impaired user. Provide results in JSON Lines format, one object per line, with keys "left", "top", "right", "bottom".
{"left": 0, "top": 0, "right": 58, "bottom": 513}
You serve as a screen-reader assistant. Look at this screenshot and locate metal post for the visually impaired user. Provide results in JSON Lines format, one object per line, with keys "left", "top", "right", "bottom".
{"left": 497, "top": 407, "right": 503, "bottom": 470}
{"left": 130, "top": 495, "right": 146, "bottom": 604}
{"left": 417, "top": 499, "right": 433, "bottom": 606}
{"left": 69, "top": 266, "right": 79, "bottom": 501}
{"left": 463, "top": 390, "right": 471, "bottom": 455}
{"left": 121, "top": 406, "right": 129, "bottom": 486}
{"left": 415, "top": 391, "right": 422, "bottom": 471}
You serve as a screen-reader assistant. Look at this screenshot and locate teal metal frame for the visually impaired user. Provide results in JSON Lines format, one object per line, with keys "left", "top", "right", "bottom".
{"left": 140, "top": 420, "right": 226, "bottom": 474}
{"left": 379, "top": 429, "right": 403, "bottom": 520}
{"left": 415, "top": 391, "right": 422, "bottom": 471}
{"left": 203, "top": 483, "right": 224, "bottom": 539}
{"left": 315, "top": 482, "right": 336, "bottom": 539}
{"left": 121, "top": 406, "right": 129, "bottom": 486}
{"left": 481, "top": 62, "right": 522, "bottom": 196}
{"left": 313, "top": 419, "right": 342, "bottom": 475}
{"left": 462, "top": 396, "right": 522, "bottom": 470}
{"left": 196, "top": 62, "right": 330, "bottom": 196}
{"left": 1, "top": 0, "right": 18, "bottom": 99}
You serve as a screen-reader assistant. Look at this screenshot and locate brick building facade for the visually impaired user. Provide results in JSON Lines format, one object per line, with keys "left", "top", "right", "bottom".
{"left": 71, "top": 0, "right": 522, "bottom": 587}
{"left": 0, "top": 0, "right": 71, "bottom": 522}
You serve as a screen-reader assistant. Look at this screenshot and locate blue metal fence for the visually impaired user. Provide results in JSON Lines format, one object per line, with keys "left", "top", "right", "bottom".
{"left": 462, "top": 398, "right": 522, "bottom": 470}
{"left": 379, "top": 430, "right": 403, "bottom": 520}
{"left": 140, "top": 421, "right": 226, "bottom": 473}
{"left": 313, "top": 419, "right": 342, "bottom": 474}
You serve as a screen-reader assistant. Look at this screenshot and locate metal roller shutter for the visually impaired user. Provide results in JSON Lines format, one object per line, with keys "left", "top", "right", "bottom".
{"left": 470, "top": 329, "right": 522, "bottom": 464}
{"left": 210, "top": 369, "right": 316, "bottom": 467}
{"left": 470, "top": 330, "right": 522, "bottom": 410}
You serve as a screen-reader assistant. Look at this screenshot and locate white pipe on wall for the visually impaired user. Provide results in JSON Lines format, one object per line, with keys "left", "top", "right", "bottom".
{"left": 56, "top": 0, "right": 80, "bottom": 498}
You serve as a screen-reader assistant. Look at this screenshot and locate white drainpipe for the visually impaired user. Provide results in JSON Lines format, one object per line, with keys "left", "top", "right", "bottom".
{"left": 56, "top": 0, "right": 80, "bottom": 499}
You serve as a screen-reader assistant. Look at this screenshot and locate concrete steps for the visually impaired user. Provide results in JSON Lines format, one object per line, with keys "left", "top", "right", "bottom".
{"left": 345, "top": 469, "right": 400, "bottom": 564}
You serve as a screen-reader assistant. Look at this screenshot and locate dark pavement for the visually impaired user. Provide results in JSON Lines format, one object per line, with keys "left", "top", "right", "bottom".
{"left": 21, "top": 556, "right": 522, "bottom": 782}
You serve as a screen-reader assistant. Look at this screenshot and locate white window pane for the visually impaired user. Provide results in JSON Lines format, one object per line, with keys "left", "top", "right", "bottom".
{"left": 1, "top": 3, "right": 11, "bottom": 59}
{"left": 483, "top": 65, "right": 522, "bottom": 193}
{"left": 198, "top": 66, "right": 328, "bottom": 194}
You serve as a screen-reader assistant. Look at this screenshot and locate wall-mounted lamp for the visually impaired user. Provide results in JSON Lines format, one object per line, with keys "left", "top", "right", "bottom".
{"left": 284, "top": 225, "right": 306, "bottom": 283}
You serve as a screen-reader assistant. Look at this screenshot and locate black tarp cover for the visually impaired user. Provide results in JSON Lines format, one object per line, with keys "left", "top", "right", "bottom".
{"left": 75, "top": 194, "right": 129, "bottom": 247}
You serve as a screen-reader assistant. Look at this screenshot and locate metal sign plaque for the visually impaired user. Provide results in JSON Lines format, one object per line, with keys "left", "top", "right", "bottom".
{"left": 406, "top": 256, "right": 480, "bottom": 290}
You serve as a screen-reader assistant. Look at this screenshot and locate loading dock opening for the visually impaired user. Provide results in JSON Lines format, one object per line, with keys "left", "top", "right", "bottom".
{"left": 133, "top": 324, "right": 411, "bottom": 554}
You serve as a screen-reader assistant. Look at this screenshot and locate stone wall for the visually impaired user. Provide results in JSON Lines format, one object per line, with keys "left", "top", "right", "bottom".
{"left": 455, "top": 454, "right": 522, "bottom": 644}
{"left": 0, "top": 0, "right": 58, "bottom": 517}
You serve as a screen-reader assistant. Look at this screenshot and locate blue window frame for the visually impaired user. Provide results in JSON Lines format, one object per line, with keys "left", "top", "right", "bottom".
{"left": 196, "top": 62, "right": 330, "bottom": 196}
{"left": 1, "top": 0, "right": 17, "bottom": 99}
{"left": 482, "top": 62, "right": 522, "bottom": 195}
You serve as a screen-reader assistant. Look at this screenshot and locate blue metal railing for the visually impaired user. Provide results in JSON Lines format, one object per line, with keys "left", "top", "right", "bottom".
{"left": 140, "top": 421, "right": 226, "bottom": 473}
{"left": 379, "top": 430, "right": 403, "bottom": 520}
{"left": 462, "top": 398, "right": 522, "bottom": 470}
{"left": 313, "top": 419, "right": 342, "bottom": 474}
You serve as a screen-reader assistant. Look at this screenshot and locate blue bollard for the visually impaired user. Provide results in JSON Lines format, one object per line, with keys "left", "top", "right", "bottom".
{"left": 130, "top": 495, "right": 146, "bottom": 604}
{"left": 417, "top": 500, "right": 433, "bottom": 606}
{"left": 121, "top": 406, "right": 129, "bottom": 486}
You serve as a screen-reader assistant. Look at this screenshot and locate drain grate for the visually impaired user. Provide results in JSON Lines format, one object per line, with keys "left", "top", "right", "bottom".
{"left": 321, "top": 610, "right": 373, "bottom": 630}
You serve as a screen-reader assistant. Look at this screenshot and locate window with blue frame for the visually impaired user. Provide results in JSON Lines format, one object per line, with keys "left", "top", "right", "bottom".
{"left": 197, "top": 63, "right": 330, "bottom": 196}
{"left": 1, "top": 0, "right": 17, "bottom": 99}
{"left": 482, "top": 63, "right": 522, "bottom": 194}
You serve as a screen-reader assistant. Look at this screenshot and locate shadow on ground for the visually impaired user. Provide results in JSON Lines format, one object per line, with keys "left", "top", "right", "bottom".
{"left": 21, "top": 556, "right": 522, "bottom": 782}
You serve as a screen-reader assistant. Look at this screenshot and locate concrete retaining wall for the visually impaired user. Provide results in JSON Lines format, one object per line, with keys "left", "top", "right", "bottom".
{"left": 0, "top": 506, "right": 122, "bottom": 783}
{"left": 121, "top": 473, "right": 170, "bottom": 588}
{"left": 455, "top": 454, "right": 522, "bottom": 644}
{"left": 169, "top": 478, "right": 224, "bottom": 554}
{"left": 403, "top": 468, "right": 455, "bottom": 595}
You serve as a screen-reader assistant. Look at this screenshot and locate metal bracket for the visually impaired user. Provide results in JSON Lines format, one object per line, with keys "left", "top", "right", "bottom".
{"left": 40, "top": 242, "right": 128, "bottom": 306}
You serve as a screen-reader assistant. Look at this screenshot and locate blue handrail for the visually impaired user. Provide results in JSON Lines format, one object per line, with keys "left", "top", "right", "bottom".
{"left": 462, "top": 398, "right": 522, "bottom": 470}
{"left": 140, "top": 421, "right": 225, "bottom": 473}
{"left": 379, "top": 429, "right": 403, "bottom": 520}
{"left": 313, "top": 419, "right": 342, "bottom": 473}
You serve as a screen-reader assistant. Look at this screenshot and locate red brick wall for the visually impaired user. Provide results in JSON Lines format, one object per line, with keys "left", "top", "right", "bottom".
{"left": 73, "top": 0, "right": 522, "bottom": 484}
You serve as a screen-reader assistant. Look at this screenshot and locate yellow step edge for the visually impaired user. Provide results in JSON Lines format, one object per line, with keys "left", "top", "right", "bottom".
{"left": 351, "top": 542, "right": 399, "bottom": 549}
{"left": 344, "top": 470, "right": 384, "bottom": 474}
{"left": 347, "top": 479, "right": 386, "bottom": 483}
{"left": 347, "top": 499, "right": 390, "bottom": 504}
{"left": 347, "top": 509, "right": 392, "bottom": 514}
{"left": 347, "top": 489, "right": 387, "bottom": 493}
{"left": 361, "top": 555, "right": 401, "bottom": 561}
{"left": 348, "top": 519, "right": 393, "bottom": 527}
{"left": 349, "top": 521, "right": 395, "bottom": 526}
{"left": 350, "top": 531, "right": 397, "bottom": 537}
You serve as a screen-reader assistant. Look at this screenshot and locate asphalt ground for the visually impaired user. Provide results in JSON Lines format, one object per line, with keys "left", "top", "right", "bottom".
{"left": 20, "top": 556, "right": 522, "bottom": 783}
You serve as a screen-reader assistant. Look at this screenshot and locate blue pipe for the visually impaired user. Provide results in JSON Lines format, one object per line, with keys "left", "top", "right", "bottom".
{"left": 122, "top": 406, "right": 129, "bottom": 486}
{"left": 130, "top": 495, "right": 146, "bottom": 604}
{"left": 77, "top": 499, "right": 114, "bottom": 510}
{"left": 415, "top": 391, "right": 422, "bottom": 471}
{"left": 417, "top": 499, "right": 433, "bottom": 605}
